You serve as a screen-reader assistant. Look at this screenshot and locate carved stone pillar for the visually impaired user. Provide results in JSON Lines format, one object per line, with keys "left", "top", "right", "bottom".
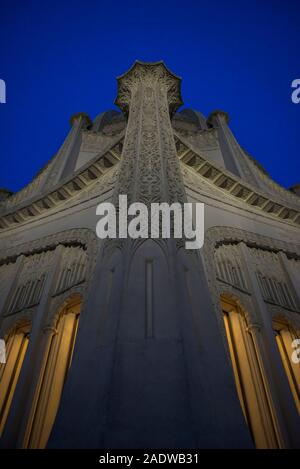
{"left": 1, "top": 245, "right": 64, "bottom": 448}
{"left": 113, "top": 60, "right": 185, "bottom": 213}
{"left": 101, "top": 61, "right": 189, "bottom": 265}
{"left": 278, "top": 251, "right": 300, "bottom": 309}
{"left": 239, "top": 242, "right": 300, "bottom": 447}
{"left": 21, "top": 325, "right": 58, "bottom": 448}
{"left": 0, "top": 254, "right": 25, "bottom": 325}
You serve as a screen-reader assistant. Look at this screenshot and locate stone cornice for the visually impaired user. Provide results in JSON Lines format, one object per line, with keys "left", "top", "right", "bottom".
{"left": 202, "top": 226, "right": 300, "bottom": 340}
{"left": 203, "top": 226, "right": 300, "bottom": 259}
{"left": 178, "top": 120, "right": 299, "bottom": 208}
{"left": 0, "top": 228, "right": 98, "bottom": 267}
{"left": 242, "top": 148, "right": 300, "bottom": 206}
{"left": 0, "top": 133, "right": 124, "bottom": 231}
{"left": 0, "top": 229, "right": 99, "bottom": 337}
{"left": 1, "top": 124, "right": 298, "bottom": 234}
{"left": 175, "top": 132, "right": 300, "bottom": 227}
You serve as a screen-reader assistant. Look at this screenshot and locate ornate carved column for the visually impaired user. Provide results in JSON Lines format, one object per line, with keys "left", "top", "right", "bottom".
{"left": 1, "top": 245, "right": 64, "bottom": 448}
{"left": 239, "top": 242, "right": 299, "bottom": 447}
{"left": 113, "top": 60, "right": 185, "bottom": 216}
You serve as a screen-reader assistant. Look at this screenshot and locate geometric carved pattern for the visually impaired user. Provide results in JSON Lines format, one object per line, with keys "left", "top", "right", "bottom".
{"left": 174, "top": 127, "right": 219, "bottom": 150}
{"left": 53, "top": 246, "right": 87, "bottom": 296}
{"left": 0, "top": 229, "right": 98, "bottom": 326}
{"left": 114, "top": 61, "right": 185, "bottom": 209}
{"left": 203, "top": 226, "right": 300, "bottom": 339}
{"left": 250, "top": 249, "right": 297, "bottom": 311}
{"left": 0, "top": 139, "right": 123, "bottom": 231}
{"left": 256, "top": 272, "right": 296, "bottom": 311}
{"left": 177, "top": 136, "right": 300, "bottom": 226}
{"left": 8, "top": 274, "right": 47, "bottom": 314}
{"left": 215, "top": 244, "right": 247, "bottom": 291}
{"left": 106, "top": 60, "right": 187, "bottom": 254}
{"left": 6, "top": 251, "right": 54, "bottom": 315}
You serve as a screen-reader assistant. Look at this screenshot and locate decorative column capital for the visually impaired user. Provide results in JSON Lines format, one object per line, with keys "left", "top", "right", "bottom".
{"left": 246, "top": 322, "right": 262, "bottom": 334}
{"left": 114, "top": 60, "right": 183, "bottom": 117}
{"left": 207, "top": 110, "right": 230, "bottom": 127}
{"left": 69, "top": 112, "right": 92, "bottom": 128}
{"left": 42, "top": 325, "right": 57, "bottom": 335}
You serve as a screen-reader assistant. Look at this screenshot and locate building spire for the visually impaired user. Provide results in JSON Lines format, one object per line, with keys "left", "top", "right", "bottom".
{"left": 115, "top": 60, "right": 183, "bottom": 117}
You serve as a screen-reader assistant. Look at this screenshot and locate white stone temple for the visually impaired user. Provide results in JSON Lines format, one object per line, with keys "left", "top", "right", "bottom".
{"left": 0, "top": 61, "right": 299, "bottom": 448}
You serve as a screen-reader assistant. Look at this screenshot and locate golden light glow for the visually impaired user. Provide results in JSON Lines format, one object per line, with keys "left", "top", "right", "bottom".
{"left": 24, "top": 298, "right": 81, "bottom": 449}
{"left": 221, "top": 295, "right": 281, "bottom": 449}
{"left": 0, "top": 326, "right": 29, "bottom": 435}
{"left": 274, "top": 320, "right": 300, "bottom": 414}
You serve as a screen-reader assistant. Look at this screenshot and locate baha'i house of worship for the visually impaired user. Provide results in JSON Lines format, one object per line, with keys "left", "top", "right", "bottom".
{"left": 0, "top": 61, "right": 299, "bottom": 449}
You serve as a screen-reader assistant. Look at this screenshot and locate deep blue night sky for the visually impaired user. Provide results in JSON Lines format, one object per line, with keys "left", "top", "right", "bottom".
{"left": 0, "top": 0, "right": 299, "bottom": 193}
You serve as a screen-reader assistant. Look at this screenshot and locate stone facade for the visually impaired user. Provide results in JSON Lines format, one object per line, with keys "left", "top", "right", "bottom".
{"left": 0, "top": 61, "right": 299, "bottom": 448}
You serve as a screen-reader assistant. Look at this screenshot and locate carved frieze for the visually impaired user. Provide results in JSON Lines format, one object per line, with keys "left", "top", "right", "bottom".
{"left": 174, "top": 128, "right": 219, "bottom": 150}
{"left": 106, "top": 61, "right": 187, "bottom": 255}
{"left": 80, "top": 131, "right": 122, "bottom": 153}
{"left": 53, "top": 246, "right": 87, "bottom": 296}
{"left": 5, "top": 251, "right": 54, "bottom": 315}
{"left": 215, "top": 243, "right": 248, "bottom": 291}
{"left": 249, "top": 248, "right": 298, "bottom": 311}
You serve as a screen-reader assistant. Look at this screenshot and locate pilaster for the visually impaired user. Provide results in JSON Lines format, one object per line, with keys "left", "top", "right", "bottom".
{"left": 239, "top": 242, "right": 300, "bottom": 447}
{"left": 207, "top": 110, "right": 258, "bottom": 186}
{"left": 43, "top": 113, "right": 91, "bottom": 190}
{"left": 278, "top": 251, "right": 300, "bottom": 309}
{"left": 0, "top": 255, "right": 25, "bottom": 327}
{"left": 1, "top": 245, "right": 64, "bottom": 448}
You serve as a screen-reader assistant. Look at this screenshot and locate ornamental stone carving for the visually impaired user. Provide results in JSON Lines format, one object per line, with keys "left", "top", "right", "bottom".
{"left": 215, "top": 244, "right": 248, "bottom": 291}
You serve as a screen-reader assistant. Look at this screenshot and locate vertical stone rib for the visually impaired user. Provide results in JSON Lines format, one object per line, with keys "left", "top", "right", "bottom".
{"left": 101, "top": 61, "right": 187, "bottom": 256}
{"left": 114, "top": 61, "right": 184, "bottom": 210}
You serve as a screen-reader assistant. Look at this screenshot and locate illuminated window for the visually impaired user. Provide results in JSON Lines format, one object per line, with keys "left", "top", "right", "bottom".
{"left": 24, "top": 297, "right": 81, "bottom": 448}
{"left": 0, "top": 324, "right": 30, "bottom": 435}
{"left": 273, "top": 320, "right": 300, "bottom": 414}
{"left": 221, "top": 295, "right": 281, "bottom": 448}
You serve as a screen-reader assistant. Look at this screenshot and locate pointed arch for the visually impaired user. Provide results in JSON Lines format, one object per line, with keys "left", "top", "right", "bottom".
{"left": 273, "top": 316, "right": 300, "bottom": 414}
{"left": 220, "top": 293, "right": 281, "bottom": 448}
{"left": 0, "top": 320, "right": 30, "bottom": 435}
{"left": 23, "top": 294, "right": 82, "bottom": 449}
{"left": 118, "top": 239, "right": 173, "bottom": 340}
